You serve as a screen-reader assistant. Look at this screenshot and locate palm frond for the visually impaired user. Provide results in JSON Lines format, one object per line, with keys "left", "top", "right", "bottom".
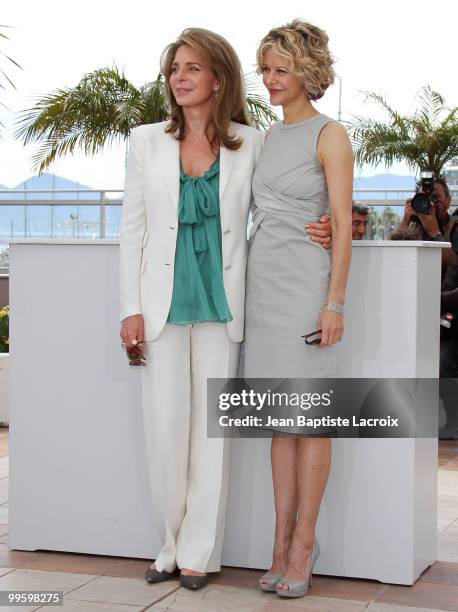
{"left": 13, "top": 64, "right": 152, "bottom": 172}
{"left": 416, "top": 85, "right": 446, "bottom": 127}
{"left": 360, "top": 90, "right": 407, "bottom": 130}
{"left": 243, "top": 71, "right": 278, "bottom": 130}
{"left": 245, "top": 93, "right": 278, "bottom": 130}
{"left": 0, "top": 24, "right": 24, "bottom": 92}
{"left": 347, "top": 85, "right": 458, "bottom": 176}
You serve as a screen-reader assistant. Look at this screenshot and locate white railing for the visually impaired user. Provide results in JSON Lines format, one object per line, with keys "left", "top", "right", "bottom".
{"left": 0, "top": 189, "right": 122, "bottom": 240}
{"left": 0, "top": 187, "right": 456, "bottom": 241}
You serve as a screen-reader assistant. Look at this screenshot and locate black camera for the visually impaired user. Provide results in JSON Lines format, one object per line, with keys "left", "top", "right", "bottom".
{"left": 411, "top": 170, "right": 439, "bottom": 214}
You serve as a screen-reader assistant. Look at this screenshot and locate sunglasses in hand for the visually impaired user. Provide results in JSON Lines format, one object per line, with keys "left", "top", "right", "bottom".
{"left": 301, "top": 329, "right": 322, "bottom": 345}
{"left": 125, "top": 340, "right": 146, "bottom": 366}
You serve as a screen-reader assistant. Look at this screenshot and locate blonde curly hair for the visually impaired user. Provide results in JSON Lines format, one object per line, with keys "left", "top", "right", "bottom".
{"left": 256, "top": 19, "right": 336, "bottom": 101}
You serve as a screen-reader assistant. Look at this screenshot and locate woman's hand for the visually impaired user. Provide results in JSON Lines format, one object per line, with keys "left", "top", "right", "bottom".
{"left": 305, "top": 214, "right": 332, "bottom": 249}
{"left": 317, "top": 308, "right": 343, "bottom": 347}
{"left": 120, "top": 314, "right": 144, "bottom": 347}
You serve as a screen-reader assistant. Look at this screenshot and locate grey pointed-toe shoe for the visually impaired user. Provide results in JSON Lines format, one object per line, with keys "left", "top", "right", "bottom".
{"left": 276, "top": 540, "right": 320, "bottom": 598}
{"left": 145, "top": 564, "right": 178, "bottom": 583}
{"left": 179, "top": 573, "right": 209, "bottom": 590}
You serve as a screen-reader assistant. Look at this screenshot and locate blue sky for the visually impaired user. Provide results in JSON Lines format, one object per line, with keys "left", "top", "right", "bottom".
{"left": 0, "top": 0, "right": 456, "bottom": 188}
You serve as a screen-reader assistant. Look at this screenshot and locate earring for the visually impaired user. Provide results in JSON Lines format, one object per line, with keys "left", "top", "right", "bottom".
{"left": 214, "top": 88, "right": 221, "bottom": 97}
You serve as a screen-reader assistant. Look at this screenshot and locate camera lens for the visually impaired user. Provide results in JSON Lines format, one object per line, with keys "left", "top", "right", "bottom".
{"left": 411, "top": 192, "right": 431, "bottom": 214}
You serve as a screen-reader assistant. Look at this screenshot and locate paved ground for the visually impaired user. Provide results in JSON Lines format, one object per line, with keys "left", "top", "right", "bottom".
{"left": 0, "top": 430, "right": 457, "bottom": 611}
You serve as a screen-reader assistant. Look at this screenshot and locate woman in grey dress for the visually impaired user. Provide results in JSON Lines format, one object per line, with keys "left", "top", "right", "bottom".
{"left": 244, "top": 20, "right": 353, "bottom": 598}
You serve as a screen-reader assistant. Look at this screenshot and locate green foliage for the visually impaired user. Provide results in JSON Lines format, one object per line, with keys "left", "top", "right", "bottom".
{"left": 366, "top": 206, "right": 402, "bottom": 239}
{"left": 243, "top": 72, "right": 278, "bottom": 129}
{"left": 0, "top": 305, "right": 9, "bottom": 353}
{"left": 0, "top": 24, "right": 24, "bottom": 131}
{"left": 346, "top": 85, "right": 458, "bottom": 177}
{"left": 14, "top": 65, "right": 277, "bottom": 174}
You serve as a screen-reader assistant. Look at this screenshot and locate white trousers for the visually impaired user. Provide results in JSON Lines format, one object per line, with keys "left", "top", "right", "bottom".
{"left": 141, "top": 322, "right": 240, "bottom": 573}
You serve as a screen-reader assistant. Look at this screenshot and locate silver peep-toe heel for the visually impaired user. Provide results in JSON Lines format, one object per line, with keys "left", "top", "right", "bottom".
{"left": 259, "top": 571, "right": 283, "bottom": 592}
{"left": 276, "top": 540, "right": 320, "bottom": 598}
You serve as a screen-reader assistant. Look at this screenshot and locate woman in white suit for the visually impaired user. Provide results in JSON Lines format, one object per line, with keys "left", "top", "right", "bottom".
{"left": 119, "top": 27, "right": 330, "bottom": 590}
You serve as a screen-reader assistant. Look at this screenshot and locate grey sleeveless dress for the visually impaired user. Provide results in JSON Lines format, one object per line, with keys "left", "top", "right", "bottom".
{"left": 243, "top": 113, "right": 340, "bottom": 434}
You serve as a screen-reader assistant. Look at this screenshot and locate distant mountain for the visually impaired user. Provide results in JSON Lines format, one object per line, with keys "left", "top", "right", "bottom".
{"left": 0, "top": 173, "right": 114, "bottom": 239}
{"left": 0, "top": 173, "right": 98, "bottom": 200}
{"left": 354, "top": 173, "right": 416, "bottom": 188}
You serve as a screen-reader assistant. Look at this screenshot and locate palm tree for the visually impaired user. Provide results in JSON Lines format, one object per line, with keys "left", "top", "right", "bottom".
{"left": 0, "top": 24, "right": 24, "bottom": 130}
{"left": 346, "top": 85, "right": 458, "bottom": 177}
{"left": 14, "top": 65, "right": 278, "bottom": 174}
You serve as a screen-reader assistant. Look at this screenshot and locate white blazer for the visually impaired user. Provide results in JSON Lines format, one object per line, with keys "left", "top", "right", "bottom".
{"left": 119, "top": 120, "right": 264, "bottom": 342}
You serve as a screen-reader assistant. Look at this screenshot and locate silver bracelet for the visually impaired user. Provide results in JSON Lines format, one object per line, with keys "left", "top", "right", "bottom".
{"left": 322, "top": 300, "right": 345, "bottom": 315}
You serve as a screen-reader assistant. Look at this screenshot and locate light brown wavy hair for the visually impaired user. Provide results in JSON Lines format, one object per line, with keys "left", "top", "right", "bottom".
{"left": 160, "top": 28, "right": 251, "bottom": 151}
{"left": 256, "top": 19, "right": 335, "bottom": 101}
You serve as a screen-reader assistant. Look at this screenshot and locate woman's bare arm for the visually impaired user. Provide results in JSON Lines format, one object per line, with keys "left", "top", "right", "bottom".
{"left": 316, "top": 121, "right": 353, "bottom": 345}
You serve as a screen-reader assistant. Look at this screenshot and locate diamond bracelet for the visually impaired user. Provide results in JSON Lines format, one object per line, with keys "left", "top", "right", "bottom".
{"left": 322, "top": 300, "right": 345, "bottom": 315}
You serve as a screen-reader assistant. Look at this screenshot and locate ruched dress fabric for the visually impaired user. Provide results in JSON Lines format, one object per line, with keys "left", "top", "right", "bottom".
{"left": 167, "top": 153, "right": 232, "bottom": 325}
{"left": 243, "top": 113, "right": 340, "bottom": 436}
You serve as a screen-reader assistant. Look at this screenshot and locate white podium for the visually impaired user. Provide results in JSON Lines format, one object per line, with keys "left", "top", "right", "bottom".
{"left": 7, "top": 239, "right": 444, "bottom": 585}
{"left": 224, "top": 241, "right": 442, "bottom": 584}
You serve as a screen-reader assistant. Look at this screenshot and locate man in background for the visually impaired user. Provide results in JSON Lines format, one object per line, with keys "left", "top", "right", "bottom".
{"left": 352, "top": 201, "right": 369, "bottom": 240}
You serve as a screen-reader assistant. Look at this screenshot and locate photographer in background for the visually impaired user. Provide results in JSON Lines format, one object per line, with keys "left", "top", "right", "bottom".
{"left": 439, "top": 250, "right": 458, "bottom": 439}
{"left": 395, "top": 175, "right": 458, "bottom": 278}
{"left": 440, "top": 250, "right": 458, "bottom": 377}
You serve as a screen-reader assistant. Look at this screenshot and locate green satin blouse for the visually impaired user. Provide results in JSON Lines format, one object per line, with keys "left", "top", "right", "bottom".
{"left": 167, "top": 153, "right": 233, "bottom": 325}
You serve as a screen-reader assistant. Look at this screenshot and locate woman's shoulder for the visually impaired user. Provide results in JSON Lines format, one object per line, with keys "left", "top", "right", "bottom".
{"left": 131, "top": 121, "right": 168, "bottom": 137}
{"left": 316, "top": 116, "right": 352, "bottom": 164}
{"left": 229, "top": 121, "right": 264, "bottom": 142}
{"left": 316, "top": 116, "right": 350, "bottom": 149}
{"left": 318, "top": 115, "right": 348, "bottom": 135}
